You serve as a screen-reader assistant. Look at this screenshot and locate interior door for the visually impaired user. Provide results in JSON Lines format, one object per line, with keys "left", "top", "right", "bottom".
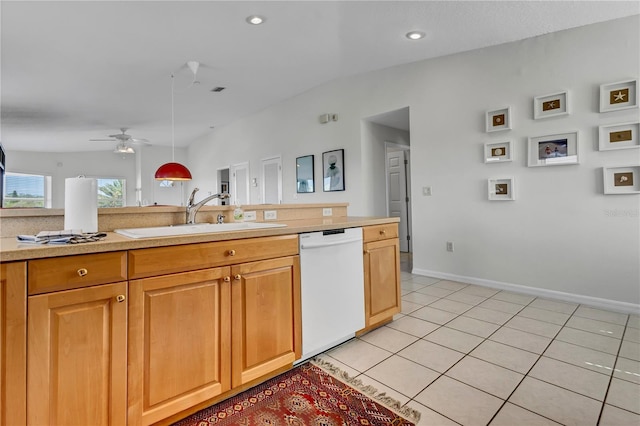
{"left": 231, "top": 162, "right": 250, "bottom": 206}
{"left": 261, "top": 156, "right": 282, "bottom": 204}
{"left": 387, "top": 149, "right": 410, "bottom": 252}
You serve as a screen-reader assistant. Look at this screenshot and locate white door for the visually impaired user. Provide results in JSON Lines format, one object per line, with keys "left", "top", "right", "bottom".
{"left": 231, "top": 162, "right": 250, "bottom": 206}
{"left": 387, "top": 149, "right": 410, "bottom": 252}
{"left": 261, "top": 156, "right": 282, "bottom": 204}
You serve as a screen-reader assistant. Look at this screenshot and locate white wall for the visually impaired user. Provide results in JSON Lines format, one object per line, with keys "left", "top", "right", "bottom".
{"left": 188, "top": 16, "right": 639, "bottom": 306}
{"left": 7, "top": 145, "right": 188, "bottom": 207}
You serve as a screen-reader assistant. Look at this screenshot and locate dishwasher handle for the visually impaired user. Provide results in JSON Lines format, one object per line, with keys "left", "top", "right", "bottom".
{"left": 300, "top": 237, "right": 362, "bottom": 250}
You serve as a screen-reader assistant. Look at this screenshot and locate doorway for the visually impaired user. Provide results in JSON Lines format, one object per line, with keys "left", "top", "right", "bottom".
{"left": 217, "top": 167, "right": 230, "bottom": 205}
{"left": 363, "top": 106, "right": 412, "bottom": 261}
{"left": 385, "top": 143, "right": 411, "bottom": 253}
{"left": 261, "top": 155, "right": 282, "bottom": 204}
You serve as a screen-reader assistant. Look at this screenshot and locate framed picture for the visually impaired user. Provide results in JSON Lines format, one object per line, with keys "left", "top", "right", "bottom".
{"left": 486, "top": 107, "right": 512, "bottom": 132}
{"left": 603, "top": 166, "right": 640, "bottom": 194}
{"left": 322, "top": 149, "right": 345, "bottom": 191}
{"left": 600, "top": 79, "right": 638, "bottom": 112}
{"left": 484, "top": 141, "right": 513, "bottom": 163}
{"left": 533, "top": 90, "right": 569, "bottom": 119}
{"left": 221, "top": 181, "right": 229, "bottom": 193}
{"left": 488, "top": 178, "right": 515, "bottom": 201}
{"left": 527, "top": 131, "right": 579, "bottom": 167}
{"left": 598, "top": 121, "right": 640, "bottom": 151}
{"left": 295, "top": 155, "right": 315, "bottom": 193}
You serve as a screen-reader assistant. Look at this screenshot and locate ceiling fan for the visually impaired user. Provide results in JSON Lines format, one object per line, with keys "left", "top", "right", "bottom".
{"left": 90, "top": 128, "right": 151, "bottom": 154}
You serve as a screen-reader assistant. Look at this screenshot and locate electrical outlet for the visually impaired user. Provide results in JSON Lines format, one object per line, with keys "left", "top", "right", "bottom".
{"left": 244, "top": 211, "right": 257, "bottom": 221}
{"left": 264, "top": 210, "right": 277, "bottom": 220}
{"left": 446, "top": 241, "right": 454, "bottom": 252}
{"left": 322, "top": 208, "right": 333, "bottom": 216}
{"left": 423, "top": 186, "right": 432, "bottom": 196}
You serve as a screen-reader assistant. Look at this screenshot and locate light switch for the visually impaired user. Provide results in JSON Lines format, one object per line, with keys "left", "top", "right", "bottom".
{"left": 423, "top": 186, "right": 432, "bottom": 196}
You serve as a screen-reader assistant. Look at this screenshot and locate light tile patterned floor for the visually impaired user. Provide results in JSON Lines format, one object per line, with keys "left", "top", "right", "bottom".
{"left": 317, "top": 271, "right": 640, "bottom": 425}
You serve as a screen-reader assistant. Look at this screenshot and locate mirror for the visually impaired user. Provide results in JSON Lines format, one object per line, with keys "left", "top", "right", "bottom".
{"left": 296, "top": 155, "right": 315, "bottom": 193}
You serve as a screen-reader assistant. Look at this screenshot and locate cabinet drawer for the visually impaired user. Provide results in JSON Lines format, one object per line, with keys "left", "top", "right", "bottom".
{"left": 363, "top": 223, "right": 398, "bottom": 243}
{"left": 28, "top": 252, "right": 127, "bottom": 295}
{"left": 129, "top": 234, "right": 299, "bottom": 279}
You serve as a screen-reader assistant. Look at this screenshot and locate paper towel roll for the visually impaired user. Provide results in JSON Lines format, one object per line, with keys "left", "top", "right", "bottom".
{"left": 64, "top": 177, "right": 98, "bottom": 233}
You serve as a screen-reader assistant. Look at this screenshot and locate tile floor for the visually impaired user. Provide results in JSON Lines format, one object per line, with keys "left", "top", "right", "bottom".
{"left": 317, "top": 269, "right": 640, "bottom": 425}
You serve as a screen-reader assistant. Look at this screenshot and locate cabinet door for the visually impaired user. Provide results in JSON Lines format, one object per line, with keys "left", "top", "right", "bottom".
{"left": 27, "top": 282, "right": 127, "bottom": 426}
{"left": 128, "top": 268, "right": 231, "bottom": 426}
{"left": 364, "top": 238, "right": 401, "bottom": 328}
{"left": 231, "top": 256, "right": 301, "bottom": 387}
{"left": 1, "top": 262, "right": 27, "bottom": 426}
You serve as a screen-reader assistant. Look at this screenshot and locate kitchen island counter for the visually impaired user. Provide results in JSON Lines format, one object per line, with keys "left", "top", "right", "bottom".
{"left": 0, "top": 216, "right": 399, "bottom": 262}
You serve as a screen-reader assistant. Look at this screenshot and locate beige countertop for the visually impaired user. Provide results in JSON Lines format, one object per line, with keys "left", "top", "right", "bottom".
{"left": 0, "top": 216, "right": 399, "bottom": 262}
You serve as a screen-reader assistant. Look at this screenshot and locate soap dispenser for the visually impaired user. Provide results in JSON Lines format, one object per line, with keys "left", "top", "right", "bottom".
{"left": 233, "top": 203, "right": 244, "bottom": 222}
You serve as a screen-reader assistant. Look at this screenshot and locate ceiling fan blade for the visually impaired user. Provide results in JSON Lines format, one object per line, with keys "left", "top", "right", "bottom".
{"left": 130, "top": 138, "right": 151, "bottom": 145}
{"left": 90, "top": 138, "right": 117, "bottom": 142}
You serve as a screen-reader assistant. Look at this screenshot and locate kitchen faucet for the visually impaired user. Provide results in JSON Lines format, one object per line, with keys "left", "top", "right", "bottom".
{"left": 186, "top": 188, "right": 230, "bottom": 224}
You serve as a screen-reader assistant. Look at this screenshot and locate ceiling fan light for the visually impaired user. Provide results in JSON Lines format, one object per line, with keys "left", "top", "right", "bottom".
{"left": 114, "top": 144, "right": 135, "bottom": 154}
{"left": 154, "top": 162, "right": 192, "bottom": 181}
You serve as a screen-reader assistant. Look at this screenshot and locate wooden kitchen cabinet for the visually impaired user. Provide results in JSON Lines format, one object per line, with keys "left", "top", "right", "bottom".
{"left": 27, "top": 281, "right": 128, "bottom": 426}
{"left": 127, "top": 234, "right": 300, "bottom": 425}
{"left": 231, "top": 256, "right": 301, "bottom": 387}
{"left": 1, "top": 262, "right": 27, "bottom": 426}
{"left": 361, "top": 224, "right": 401, "bottom": 333}
{"left": 127, "top": 267, "right": 231, "bottom": 426}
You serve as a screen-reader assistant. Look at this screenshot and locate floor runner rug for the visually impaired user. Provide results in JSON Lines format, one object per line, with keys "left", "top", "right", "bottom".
{"left": 173, "top": 360, "right": 420, "bottom": 425}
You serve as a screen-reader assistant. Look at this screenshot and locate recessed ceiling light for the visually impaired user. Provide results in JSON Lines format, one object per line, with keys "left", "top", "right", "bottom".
{"left": 246, "top": 15, "right": 265, "bottom": 25}
{"left": 406, "top": 31, "right": 425, "bottom": 40}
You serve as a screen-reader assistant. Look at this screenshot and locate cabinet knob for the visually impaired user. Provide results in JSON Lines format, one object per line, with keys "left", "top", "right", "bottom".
{"left": 234, "top": 274, "right": 242, "bottom": 281}
{"left": 77, "top": 268, "right": 88, "bottom": 277}
{"left": 364, "top": 250, "right": 370, "bottom": 254}
{"left": 379, "top": 229, "right": 386, "bottom": 235}
{"left": 228, "top": 249, "right": 236, "bottom": 256}
{"left": 116, "top": 294, "right": 126, "bottom": 303}
{"left": 223, "top": 276, "right": 231, "bottom": 282}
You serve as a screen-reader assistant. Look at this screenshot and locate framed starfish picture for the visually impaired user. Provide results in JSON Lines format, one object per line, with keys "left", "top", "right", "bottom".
{"left": 600, "top": 79, "right": 638, "bottom": 113}
{"left": 533, "top": 90, "right": 569, "bottom": 119}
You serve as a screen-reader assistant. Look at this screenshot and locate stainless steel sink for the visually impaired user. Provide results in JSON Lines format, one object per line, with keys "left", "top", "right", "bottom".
{"left": 114, "top": 222, "right": 287, "bottom": 239}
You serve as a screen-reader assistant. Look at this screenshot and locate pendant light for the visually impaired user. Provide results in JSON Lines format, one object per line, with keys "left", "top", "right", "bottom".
{"left": 154, "top": 66, "right": 194, "bottom": 181}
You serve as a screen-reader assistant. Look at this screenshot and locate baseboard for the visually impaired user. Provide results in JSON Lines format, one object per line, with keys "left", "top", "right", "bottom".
{"left": 412, "top": 268, "right": 640, "bottom": 315}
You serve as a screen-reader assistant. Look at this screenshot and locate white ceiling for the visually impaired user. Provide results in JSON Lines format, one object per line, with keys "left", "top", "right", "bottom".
{"left": 1, "top": 1, "right": 638, "bottom": 153}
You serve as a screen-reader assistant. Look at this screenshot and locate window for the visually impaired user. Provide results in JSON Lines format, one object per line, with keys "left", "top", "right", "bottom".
{"left": 3, "top": 172, "right": 51, "bottom": 208}
{"left": 97, "top": 178, "right": 126, "bottom": 207}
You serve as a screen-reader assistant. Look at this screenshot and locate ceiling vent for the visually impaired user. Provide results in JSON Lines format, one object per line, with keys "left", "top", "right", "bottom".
{"left": 211, "top": 86, "right": 226, "bottom": 92}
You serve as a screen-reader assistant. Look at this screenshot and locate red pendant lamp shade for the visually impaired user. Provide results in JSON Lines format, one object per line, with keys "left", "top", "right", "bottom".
{"left": 154, "top": 68, "right": 195, "bottom": 181}
{"left": 154, "top": 162, "right": 192, "bottom": 180}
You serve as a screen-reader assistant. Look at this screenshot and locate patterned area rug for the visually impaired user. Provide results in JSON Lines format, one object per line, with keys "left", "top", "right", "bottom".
{"left": 173, "top": 360, "right": 420, "bottom": 425}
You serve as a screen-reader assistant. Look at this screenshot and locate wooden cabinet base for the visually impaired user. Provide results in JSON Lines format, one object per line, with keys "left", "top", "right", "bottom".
{"left": 27, "top": 282, "right": 127, "bottom": 426}
{"left": 1, "top": 262, "right": 27, "bottom": 426}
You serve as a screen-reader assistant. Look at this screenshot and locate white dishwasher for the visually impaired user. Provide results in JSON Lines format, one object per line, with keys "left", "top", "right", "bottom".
{"left": 298, "top": 227, "right": 365, "bottom": 362}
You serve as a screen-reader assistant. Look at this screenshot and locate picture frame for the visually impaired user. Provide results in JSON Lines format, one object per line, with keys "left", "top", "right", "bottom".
{"left": 533, "top": 90, "right": 569, "bottom": 119}
{"left": 322, "top": 149, "right": 345, "bottom": 191}
{"left": 603, "top": 166, "right": 640, "bottom": 194}
{"left": 599, "top": 79, "right": 638, "bottom": 113}
{"left": 527, "top": 131, "right": 579, "bottom": 167}
{"left": 488, "top": 177, "right": 515, "bottom": 201}
{"left": 295, "top": 155, "right": 315, "bottom": 193}
{"left": 484, "top": 141, "right": 513, "bottom": 163}
{"left": 598, "top": 121, "right": 640, "bottom": 151}
{"left": 486, "top": 107, "right": 512, "bottom": 132}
